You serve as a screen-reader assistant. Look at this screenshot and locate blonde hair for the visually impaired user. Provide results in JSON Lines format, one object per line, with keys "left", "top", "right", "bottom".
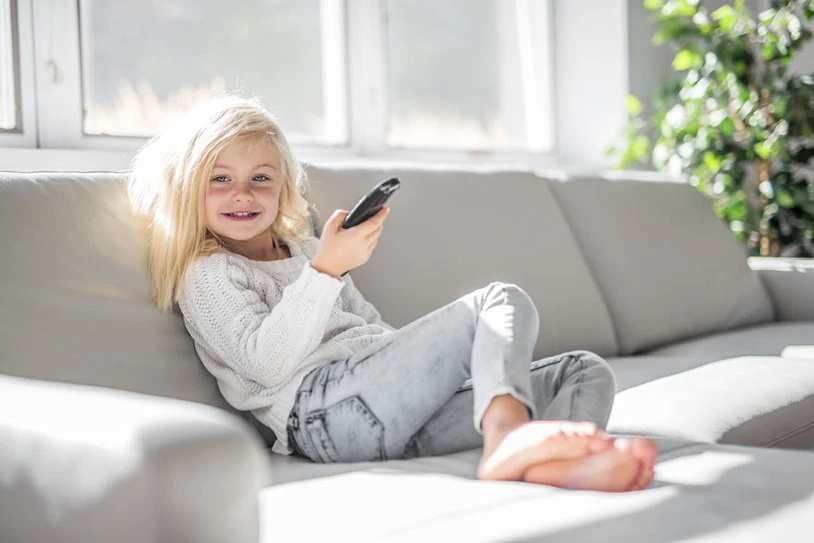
{"left": 128, "top": 95, "right": 312, "bottom": 313}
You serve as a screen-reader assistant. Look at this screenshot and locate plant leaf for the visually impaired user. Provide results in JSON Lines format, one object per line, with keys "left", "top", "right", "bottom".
{"left": 626, "top": 94, "right": 644, "bottom": 116}
{"left": 776, "top": 188, "right": 796, "bottom": 208}
{"left": 754, "top": 141, "right": 772, "bottom": 159}
{"left": 673, "top": 49, "right": 700, "bottom": 70}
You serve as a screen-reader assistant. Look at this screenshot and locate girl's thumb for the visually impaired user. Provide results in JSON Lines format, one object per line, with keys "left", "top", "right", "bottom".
{"left": 326, "top": 209, "right": 348, "bottom": 230}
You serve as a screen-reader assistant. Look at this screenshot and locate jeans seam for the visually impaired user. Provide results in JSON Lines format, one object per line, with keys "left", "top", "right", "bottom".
{"left": 311, "top": 414, "right": 339, "bottom": 462}
{"left": 568, "top": 354, "right": 586, "bottom": 420}
{"left": 532, "top": 356, "right": 569, "bottom": 371}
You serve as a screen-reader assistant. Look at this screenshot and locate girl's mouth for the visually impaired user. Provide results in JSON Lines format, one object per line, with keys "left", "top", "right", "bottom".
{"left": 223, "top": 212, "right": 260, "bottom": 221}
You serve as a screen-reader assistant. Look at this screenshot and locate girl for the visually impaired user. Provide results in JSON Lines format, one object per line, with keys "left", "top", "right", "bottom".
{"left": 129, "top": 96, "right": 657, "bottom": 492}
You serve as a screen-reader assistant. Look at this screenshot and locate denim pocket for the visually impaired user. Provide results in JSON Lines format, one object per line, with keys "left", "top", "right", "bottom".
{"left": 304, "top": 396, "right": 386, "bottom": 463}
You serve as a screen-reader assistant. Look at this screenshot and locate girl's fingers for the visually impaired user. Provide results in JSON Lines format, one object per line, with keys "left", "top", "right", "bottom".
{"left": 364, "top": 223, "right": 384, "bottom": 241}
{"left": 354, "top": 207, "right": 390, "bottom": 234}
{"left": 325, "top": 210, "right": 349, "bottom": 232}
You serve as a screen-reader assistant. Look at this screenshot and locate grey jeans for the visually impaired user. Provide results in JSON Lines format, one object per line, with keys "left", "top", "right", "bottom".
{"left": 287, "top": 282, "right": 616, "bottom": 463}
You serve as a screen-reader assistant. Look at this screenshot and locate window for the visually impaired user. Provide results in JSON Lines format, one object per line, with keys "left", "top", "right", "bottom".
{"left": 0, "top": 0, "right": 19, "bottom": 131}
{"left": 78, "top": 0, "right": 347, "bottom": 145}
{"left": 385, "top": 0, "right": 552, "bottom": 153}
{"left": 7, "top": 0, "right": 635, "bottom": 166}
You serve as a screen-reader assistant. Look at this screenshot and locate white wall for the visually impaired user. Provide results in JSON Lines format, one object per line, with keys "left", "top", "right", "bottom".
{"left": 553, "top": 0, "right": 628, "bottom": 167}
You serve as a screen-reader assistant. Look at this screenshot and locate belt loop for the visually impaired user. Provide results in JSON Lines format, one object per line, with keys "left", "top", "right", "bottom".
{"left": 289, "top": 412, "right": 300, "bottom": 430}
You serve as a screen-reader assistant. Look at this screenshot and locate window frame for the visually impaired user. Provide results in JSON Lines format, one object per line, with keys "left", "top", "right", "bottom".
{"left": 0, "top": 0, "right": 36, "bottom": 148}
{"left": 1, "top": 0, "right": 630, "bottom": 170}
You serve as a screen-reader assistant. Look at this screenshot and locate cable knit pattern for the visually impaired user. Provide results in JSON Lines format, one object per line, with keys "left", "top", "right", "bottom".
{"left": 178, "top": 237, "right": 394, "bottom": 454}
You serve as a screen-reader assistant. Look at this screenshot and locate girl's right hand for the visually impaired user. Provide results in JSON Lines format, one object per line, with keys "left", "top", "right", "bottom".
{"left": 311, "top": 207, "right": 390, "bottom": 278}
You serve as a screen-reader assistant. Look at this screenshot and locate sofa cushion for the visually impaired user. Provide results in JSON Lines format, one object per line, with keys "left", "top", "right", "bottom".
{"left": 548, "top": 173, "right": 775, "bottom": 355}
{"left": 647, "top": 321, "right": 814, "bottom": 361}
{"left": 609, "top": 321, "right": 814, "bottom": 392}
{"left": 607, "top": 355, "right": 814, "bottom": 448}
{"left": 749, "top": 257, "right": 814, "bottom": 321}
{"left": 304, "top": 163, "right": 619, "bottom": 359}
{"left": 0, "top": 374, "right": 268, "bottom": 543}
{"left": 0, "top": 172, "right": 232, "bottom": 412}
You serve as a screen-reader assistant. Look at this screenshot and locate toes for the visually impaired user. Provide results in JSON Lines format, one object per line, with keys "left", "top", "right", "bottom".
{"left": 614, "top": 437, "right": 633, "bottom": 453}
{"left": 612, "top": 438, "right": 657, "bottom": 491}
{"left": 575, "top": 422, "right": 600, "bottom": 436}
{"left": 556, "top": 421, "right": 599, "bottom": 437}
{"left": 631, "top": 437, "right": 658, "bottom": 458}
{"left": 588, "top": 437, "right": 615, "bottom": 454}
{"left": 631, "top": 438, "right": 658, "bottom": 472}
{"left": 635, "top": 467, "right": 655, "bottom": 491}
{"left": 626, "top": 439, "right": 657, "bottom": 491}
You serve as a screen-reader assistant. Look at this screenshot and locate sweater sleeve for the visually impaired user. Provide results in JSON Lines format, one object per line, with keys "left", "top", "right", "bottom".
{"left": 180, "top": 254, "right": 345, "bottom": 391}
{"left": 299, "top": 236, "right": 395, "bottom": 330}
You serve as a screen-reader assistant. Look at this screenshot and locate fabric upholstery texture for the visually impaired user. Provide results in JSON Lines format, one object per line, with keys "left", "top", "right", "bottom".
{"left": 0, "top": 374, "right": 268, "bottom": 543}
{"left": 305, "top": 164, "right": 619, "bottom": 359}
{"left": 0, "top": 172, "right": 231, "bottom": 410}
{"left": 608, "top": 356, "right": 814, "bottom": 447}
{"left": 749, "top": 257, "right": 814, "bottom": 321}
{"left": 645, "top": 321, "right": 814, "bottom": 360}
{"left": 548, "top": 174, "right": 775, "bottom": 355}
{"left": 261, "top": 439, "right": 814, "bottom": 542}
{"left": 608, "top": 323, "right": 814, "bottom": 448}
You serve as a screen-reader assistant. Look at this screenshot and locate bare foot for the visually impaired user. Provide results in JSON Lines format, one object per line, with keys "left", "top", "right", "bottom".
{"left": 522, "top": 437, "right": 658, "bottom": 492}
{"left": 615, "top": 437, "right": 658, "bottom": 491}
{"left": 477, "top": 421, "right": 614, "bottom": 481}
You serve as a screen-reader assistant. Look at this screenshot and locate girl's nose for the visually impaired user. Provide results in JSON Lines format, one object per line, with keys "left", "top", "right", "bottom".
{"left": 232, "top": 185, "right": 253, "bottom": 202}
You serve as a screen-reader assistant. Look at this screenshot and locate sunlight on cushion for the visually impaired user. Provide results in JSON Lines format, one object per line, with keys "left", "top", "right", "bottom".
{"left": 782, "top": 345, "right": 814, "bottom": 359}
{"left": 259, "top": 471, "right": 677, "bottom": 542}
{"left": 656, "top": 450, "right": 753, "bottom": 486}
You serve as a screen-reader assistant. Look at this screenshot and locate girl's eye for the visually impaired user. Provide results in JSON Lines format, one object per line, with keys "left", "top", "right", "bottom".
{"left": 212, "top": 176, "right": 229, "bottom": 183}
{"left": 252, "top": 174, "right": 270, "bottom": 182}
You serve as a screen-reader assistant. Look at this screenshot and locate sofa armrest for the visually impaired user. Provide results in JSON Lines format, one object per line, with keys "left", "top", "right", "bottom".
{"left": 749, "top": 257, "right": 814, "bottom": 321}
{"left": 0, "top": 374, "right": 269, "bottom": 543}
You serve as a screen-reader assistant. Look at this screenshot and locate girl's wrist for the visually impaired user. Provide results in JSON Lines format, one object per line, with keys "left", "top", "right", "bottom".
{"left": 310, "top": 258, "right": 342, "bottom": 279}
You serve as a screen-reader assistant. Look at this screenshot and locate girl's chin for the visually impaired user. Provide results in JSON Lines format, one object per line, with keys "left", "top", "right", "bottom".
{"left": 211, "top": 226, "right": 274, "bottom": 245}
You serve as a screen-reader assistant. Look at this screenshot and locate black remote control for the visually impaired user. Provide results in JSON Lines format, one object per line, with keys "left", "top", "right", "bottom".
{"left": 341, "top": 177, "right": 400, "bottom": 229}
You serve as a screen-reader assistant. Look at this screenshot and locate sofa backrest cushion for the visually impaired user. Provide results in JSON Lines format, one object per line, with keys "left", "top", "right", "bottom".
{"left": 0, "top": 172, "right": 235, "bottom": 413}
{"left": 305, "top": 164, "right": 619, "bottom": 359}
{"left": 549, "top": 174, "right": 775, "bottom": 355}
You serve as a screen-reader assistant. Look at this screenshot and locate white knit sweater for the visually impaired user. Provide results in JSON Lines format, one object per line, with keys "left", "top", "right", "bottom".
{"left": 178, "top": 237, "right": 394, "bottom": 454}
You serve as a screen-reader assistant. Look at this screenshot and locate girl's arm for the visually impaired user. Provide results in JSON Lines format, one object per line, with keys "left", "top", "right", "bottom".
{"left": 180, "top": 254, "right": 344, "bottom": 391}
{"left": 301, "top": 236, "right": 394, "bottom": 330}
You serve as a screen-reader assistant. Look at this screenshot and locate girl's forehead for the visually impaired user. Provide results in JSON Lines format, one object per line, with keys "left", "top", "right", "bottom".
{"left": 215, "top": 137, "right": 280, "bottom": 165}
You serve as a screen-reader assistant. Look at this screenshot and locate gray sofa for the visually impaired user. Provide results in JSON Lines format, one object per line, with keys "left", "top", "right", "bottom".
{"left": 2, "top": 165, "right": 813, "bottom": 543}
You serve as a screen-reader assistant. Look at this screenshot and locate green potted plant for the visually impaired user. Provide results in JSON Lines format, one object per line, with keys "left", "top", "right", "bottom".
{"left": 612, "top": 0, "right": 814, "bottom": 256}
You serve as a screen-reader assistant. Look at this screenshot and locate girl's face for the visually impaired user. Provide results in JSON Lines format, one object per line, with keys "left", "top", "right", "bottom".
{"left": 205, "top": 138, "right": 284, "bottom": 255}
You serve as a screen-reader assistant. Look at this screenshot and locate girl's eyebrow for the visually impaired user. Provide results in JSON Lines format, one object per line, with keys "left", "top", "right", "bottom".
{"left": 212, "top": 163, "right": 279, "bottom": 171}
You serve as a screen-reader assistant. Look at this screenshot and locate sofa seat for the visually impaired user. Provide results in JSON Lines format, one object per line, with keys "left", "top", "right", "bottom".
{"left": 608, "top": 322, "right": 814, "bottom": 392}
{"left": 607, "top": 355, "right": 814, "bottom": 448}
{"left": 646, "top": 321, "right": 814, "bottom": 361}
{"left": 260, "top": 439, "right": 814, "bottom": 542}
{"left": 607, "top": 322, "right": 814, "bottom": 448}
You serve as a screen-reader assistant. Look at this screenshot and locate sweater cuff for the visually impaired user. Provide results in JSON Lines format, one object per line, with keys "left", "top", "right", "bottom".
{"left": 299, "top": 262, "right": 346, "bottom": 299}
